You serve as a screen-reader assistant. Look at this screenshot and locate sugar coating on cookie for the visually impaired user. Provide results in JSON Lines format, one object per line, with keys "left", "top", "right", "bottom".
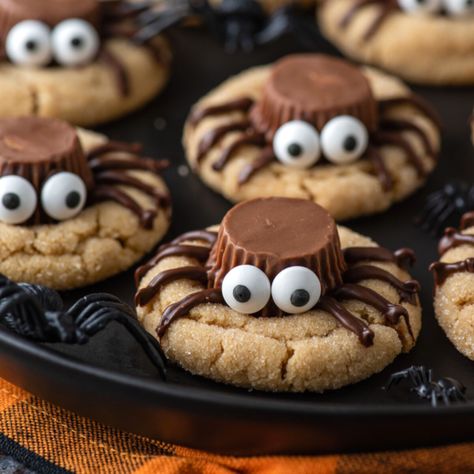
{"left": 136, "top": 197, "right": 421, "bottom": 392}
{"left": 0, "top": 116, "right": 171, "bottom": 289}
{"left": 318, "top": 0, "right": 474, "bottom": 85}
{"left": 0, "top": 0, "right": 171, "bottom": 126}
{"left": 431, "top": 212, "right": 474, "bottom": 359}
{"left": 184, "top": 53, "right": 440, "bottom": 220}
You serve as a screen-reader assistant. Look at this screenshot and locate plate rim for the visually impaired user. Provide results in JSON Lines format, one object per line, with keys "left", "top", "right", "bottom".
{"left": 1, "top": 326, "right": 473, "bottom": 420}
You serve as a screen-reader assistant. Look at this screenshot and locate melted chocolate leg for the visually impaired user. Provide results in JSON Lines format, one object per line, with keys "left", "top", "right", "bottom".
{"left": 343, "top": 247, "right": 416, "bottom": 271}
{"left": 339, "top": 0, "right": 382, "bottom": 28}
{"left": 94, "top": 171, "right": 170, "bottom": 208}
{"left": 212, "top": 133, "right": 266, "bottom": 171}
{"left": 87, "top": 141, "right": 143, "bottom": 159}
{"left": 158, "top": 289, "right": 224, "bottom": 337}
{"left": 238, "top": 147, "right": 276, "bottom": 185}
{"left": 135, "top": 266, "right": 208, "bottom": 306}
{"left": 197, "top": 121, "right": 251, "bottom": 163}
{"left": 366, "top": 145, "right": 393, "bottom": 191}
{"left": 332, "top": 283, "right": 413, "bottom": 338}
{"left": 89, "top": 156, "right": 169, "bottom": 173}
{"left": 379, "top": 118, "right": 435, "bottom": 157}
{"left": 98, "top": 49, "right": 130, "bottom": 97}
{"left": 189, "top": 98, "right": 254, "bottom": 126}
{"left": 372, "top": 131, "right": 426, "bottom": 177}
{"left": 91, "top": 186, "right": 156, "bottom": 229}
{"left": 343, "top": 265, "right": 420, "bottom": 305}
{"left": 430, "top": 259, "right": 474, "bottom": 287}
{"left": 318, "top": 296, "right": 374, "bottom": 347}
{"left": 170, "top": 230, "right": 218, "bottom": 246}
{"left": 135, "top": 245, "right": 212, "bottom": 283}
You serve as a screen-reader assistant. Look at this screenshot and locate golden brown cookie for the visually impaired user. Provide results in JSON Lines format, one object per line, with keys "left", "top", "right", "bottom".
{"left": 184, "top": 54, "right": 440, "bottom": 220}
{"left": 0, "top": 116, "right": 171, "bottom": 290}
{"left": 318, "top": 0, "right": 474, "bottom": 85}
{"left": 136, "top": 198, "right": 421, "bottom": 392}
{"left": 431, "top": 212, "right": 474, "bottom": 359}
{"left": 0, "top": 0, "right": 171, "bottom": 126}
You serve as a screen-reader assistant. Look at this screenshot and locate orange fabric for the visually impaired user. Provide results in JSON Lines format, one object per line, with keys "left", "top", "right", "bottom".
{"left": 0, "top": 378, "right": 472, "bottom": 474}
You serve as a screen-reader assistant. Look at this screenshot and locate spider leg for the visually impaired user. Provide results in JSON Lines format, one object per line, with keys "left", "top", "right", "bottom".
{"left": 238, "top": 146, "right": 276, "bottom": 185}
{"left": 212, "top": 133, "right": 265, "bottom": 171}
{"left": 384, "top": 369, "right": 410, "bottom": 391}
{"left": 98, "top": 49, "right": 130, "bottom": 96}
{"left": 366, "top": 145, "right": 393, "bottom": 191}
{"left": 431, "top": 389, "right": 439, "bottom": 408}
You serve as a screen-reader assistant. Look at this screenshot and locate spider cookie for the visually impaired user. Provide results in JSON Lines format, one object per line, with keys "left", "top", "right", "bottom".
{"left": 136, "top": 197, "right": 421, "bottom": 392}
{"left": 318, "top": 0, "right": 474, "bottom": 85}
{"left": 430, "top": 212, "right": 474, "bottom": 359}
{"left": 0, "top": 0, "right": 171, "bottom": 126}
{"left": 0, "top": 116, "right": 171, "bottom": 290}
{"left": 184, "top": 54, "right": 440, "bottom": 220}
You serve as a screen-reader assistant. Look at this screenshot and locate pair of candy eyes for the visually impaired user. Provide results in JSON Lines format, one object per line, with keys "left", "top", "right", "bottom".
{"left": 398, "top": 0, "right": 474, "bottom": 15}
{"left": 222, "top": 265, "right": 322, "bottom": 315}
{"left": 273, "top": 116, "right": 369, "bottom": 170}
{"left": 0, "top": 173, "right": 87, "bottom": 225}
{"left": 5, "top": 19, "right": 100, "bottom": 68}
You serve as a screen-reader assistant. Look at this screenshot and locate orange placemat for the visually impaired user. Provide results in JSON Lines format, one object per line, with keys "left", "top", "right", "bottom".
{"left": 0, "top": 378, "right": 472, "bottom": 474}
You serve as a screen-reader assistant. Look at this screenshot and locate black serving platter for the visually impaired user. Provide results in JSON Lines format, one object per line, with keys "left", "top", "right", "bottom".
{"left": 0, "top": 28, "right": 473, "bottom": 456}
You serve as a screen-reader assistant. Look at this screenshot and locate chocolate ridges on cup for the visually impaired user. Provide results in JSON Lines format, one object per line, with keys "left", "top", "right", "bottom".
{"left": 207, "top": 198, "right": 347, "bottom": 304}
{"left": 250, "top": 54, "right": 378, "bottom": 138}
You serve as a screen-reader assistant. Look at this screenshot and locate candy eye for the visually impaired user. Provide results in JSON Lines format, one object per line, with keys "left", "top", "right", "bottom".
{"left": 398, "top": 0, "right": 442, "bottom": 14}
{"left": 222, "top": 265, "right": 271, "bottom": 314}
{"left": 41, "top": 172, "right": 87, "bottom": 221}
{"left": 51, "top": 19, "right": 100, "bottom": 67}
{"left": 273, "top": 120, "right": 321, "bottom": 169}
{"left": 443, "top": 0, "right": 474, "bottom": 15}
{"left": 0, "top": 176, "right": 37, "bottom": 224}
{"left": 320, "top": 116, "right": 368, "bottom": 165}
{"left": 271, "top": 266, "right": 321, "bottom": 314}
{"left": 5, "top": 20, "right": 52, "bottom": 67}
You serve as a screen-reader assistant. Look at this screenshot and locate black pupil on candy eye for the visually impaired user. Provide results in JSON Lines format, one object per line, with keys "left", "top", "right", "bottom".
{"left": 25, "top": 40, "right": 38, "bottom": 52}
{"left": 71, "top": 37, "right": 84, "bottom": 49}
{"left": 2, "top": 193, "right": 20, "bottom": 210}
{"left": 290, "top": 289, "right": 310, "bottom": 307}
{"left": 233, "top": 285, "right": 251, "bottom": 303}
{"left": 287, "top": 143, "right": 303, "bottom": 158}
{"left": 343, "top": 136, "right": 357, "bottom": 152}
{"left": 65, "top": 191, "right": 81, "bottom": 209}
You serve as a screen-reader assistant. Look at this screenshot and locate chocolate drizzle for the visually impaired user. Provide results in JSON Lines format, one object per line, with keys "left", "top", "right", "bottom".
{"left": 461, "top": 212, "right": 474, "bottom": 230}
{"left": 99, "top": 49, "right": 130, "bottom": 96}
{"left": 343, "top": 265, "right": 419, "bottom": 305}
{"left": 136, "top": 199, "right": 418, "bottom": 348}
{"left": 338, "top": 0, "right": 400, "bottom": 40}
{"left": 189, "top": 98, "right": 254, "bottom": 126}
{"left": 186, "top": 54, "right": 438, "bottom": 188}
{"left": 157, "top": 289, "right": 224, "bottom": 337}
{"left": 430, "top": 259, "right": 474, "bottom": 286}
{"left": 439, "top": 228, "right": 474, "bottom": 256}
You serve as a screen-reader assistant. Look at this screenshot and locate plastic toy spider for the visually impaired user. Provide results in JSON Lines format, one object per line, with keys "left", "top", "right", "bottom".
{"left": 415, "top": 182, "right": 474, "bottom": 235}
{"left": 188, "top": 54, "right": 440, "bottom": 189}
{"left": 339, "top": 0, "right": 474, "bottom": 40}
{"left": 0, "top": 0, "right": 170, "bottom": 95}
{"left": 0, "top": 274, "right": 166, "bottom": 377}
{"left": 134, "top": 0, "right": 319, "bottom": 52}
{"left": 136, "top": 198, "right": 420, "bottom": 346}
{"left": 0, "top": 116, "right": 169, "bottom": 228}
{"left": 385, "top": 365, "right": 467, "bottom": 407}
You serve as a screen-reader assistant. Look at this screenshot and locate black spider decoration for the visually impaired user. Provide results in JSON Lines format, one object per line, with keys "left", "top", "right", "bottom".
{"left": 385, "top": 366, "right": 466, "bottom": 407}
{"left": 135, "top": 0, "right": 319, "bottom": 52}
{"left": 415, "top": 182, "right": 474, "bottom": 236}
{"left": 0, "top": 274, "right": 166, "bottom": 378}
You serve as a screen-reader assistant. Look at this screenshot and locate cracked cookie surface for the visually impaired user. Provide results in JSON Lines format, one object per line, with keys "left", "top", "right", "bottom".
{"left": 183, "top": 64, "right": 439, "bottom": 221}
{"left": 432, "top": 219, "right": 474, "bottom": 360}
{"left": 0, "top": 128, "right": 170, "bottom": 290}
{"left": 0, "top": 38, "right": 171, "bottom": 127}
{"left": 318, "top": 0, "right": 474, "bottom": 86}
{"left": 137, "top": 226, "right": 421, "bottom": 392}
